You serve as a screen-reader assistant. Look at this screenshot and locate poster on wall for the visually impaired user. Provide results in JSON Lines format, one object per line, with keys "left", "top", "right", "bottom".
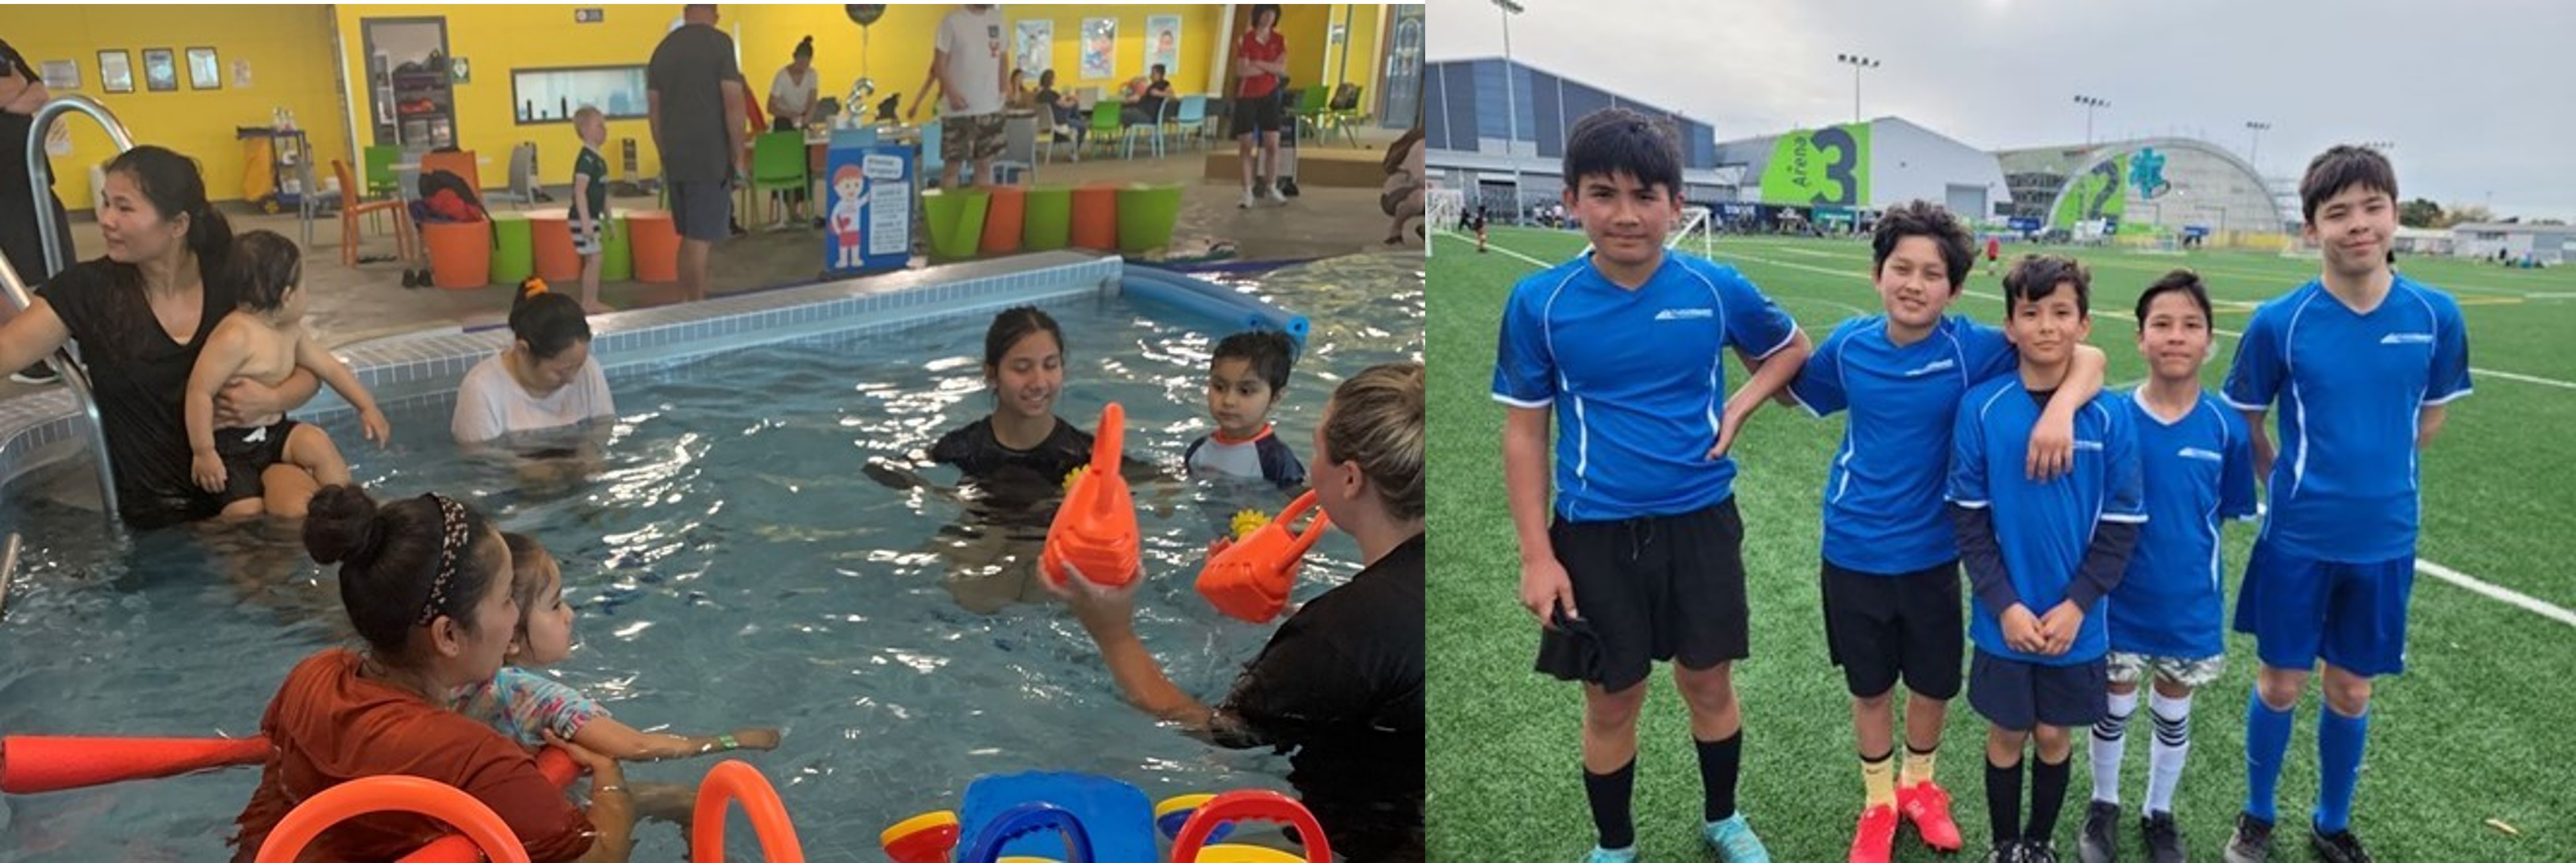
{"left": 186, "top": 48, "right": 220, "bottom": 90}
{"left": 142, "top": 48, "right": 177, "bottom": 92}
{"left": 232, "top": 58, "right": 253, "bottom": 88}
{"left": 821, "top": 144, "right": 914, "bottom": 275}
{"left": 98, "top": 51, "right": 132, "bottom": 93}
{"left": 1144, "top": 15, "right": 1181, "bottom": 76}
{"left": 1014, "top": 20, "right": 1051, "bottom": 79}
{"left": 1080, "top": 18, "right": 1116, "bottom": 81}
{"left": 39, "top": 60, "right": 79, "bottom": 90}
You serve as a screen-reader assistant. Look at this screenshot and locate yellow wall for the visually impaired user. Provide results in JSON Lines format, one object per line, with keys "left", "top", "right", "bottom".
{"left": 996, "top": 6, "right": 1229, "bottom": 94}
{"left": 333, "top": 5, "right": 685, "bottom": 190}
{"left": 12, "top": 5, "right": 354, "bottom": 211}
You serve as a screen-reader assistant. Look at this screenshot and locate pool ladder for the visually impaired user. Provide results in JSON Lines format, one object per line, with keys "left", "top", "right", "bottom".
{"left": 5, "top": 95, "right": 137, "bottom": 525}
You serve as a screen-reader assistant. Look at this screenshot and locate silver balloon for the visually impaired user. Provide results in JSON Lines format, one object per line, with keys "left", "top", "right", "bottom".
{"left": 847, "top": 77, "right": 876, "bottom": 107}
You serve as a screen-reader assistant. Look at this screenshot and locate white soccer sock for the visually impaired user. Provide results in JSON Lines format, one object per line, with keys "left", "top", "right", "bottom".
{"left": 2145, "top": 690, "right": 2194, "bottom": 815}
{"left": 2090, "top": 689, "right": 2138, "bottom": 805}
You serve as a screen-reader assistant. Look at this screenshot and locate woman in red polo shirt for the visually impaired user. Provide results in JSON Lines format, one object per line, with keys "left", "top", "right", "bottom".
{"left": 1232, "top": 5, "right": 1289, "bottom": 210}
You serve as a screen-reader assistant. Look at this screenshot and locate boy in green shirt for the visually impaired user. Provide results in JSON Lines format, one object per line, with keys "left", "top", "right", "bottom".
{"left": 570, "top": 106, "right": 611, "bottom": 312}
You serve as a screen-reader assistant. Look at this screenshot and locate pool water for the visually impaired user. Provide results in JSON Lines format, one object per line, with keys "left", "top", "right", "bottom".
{"left": 0, "top": 254, "right": 1422, "bottom": 860}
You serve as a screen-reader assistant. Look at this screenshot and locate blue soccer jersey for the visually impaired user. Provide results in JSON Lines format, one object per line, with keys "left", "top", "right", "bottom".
{"left": 2221, "top": 277, "right": 2473, "bottom": 562}
{"left": 1947, "top": 379, "right": 2147, "bottom": 666}
{"left": 2112, "top": 389, "right": 2261, "bottom": 659}
{"left": 1788, "top": 315, "right": 2018, "bottom": 573}
{"left": 1492, "top": 252, "right": 1801, "bottom": 522}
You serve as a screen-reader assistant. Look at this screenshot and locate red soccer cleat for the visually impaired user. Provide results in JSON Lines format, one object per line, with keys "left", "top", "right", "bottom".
{"left": 1849, "top": 803, "right": 1898, "bottom": 863}
{"left": 1899, "top": 780, "right": 1966, "bottom": 851}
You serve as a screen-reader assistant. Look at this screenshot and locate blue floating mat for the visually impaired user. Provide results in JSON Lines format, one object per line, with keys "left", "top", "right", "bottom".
{"left": 959, "top": 771, "right": 1157, "bottom": 862}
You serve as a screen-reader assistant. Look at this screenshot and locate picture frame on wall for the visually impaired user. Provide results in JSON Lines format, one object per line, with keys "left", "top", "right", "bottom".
{"left": 98, "top": 50, "right": 133, "bottom": 94}
{"left": 186, "top": 47, "right": 221, "bottom": 90}
{"left": 142, "top": 48, "right": 177, "bottom": 92}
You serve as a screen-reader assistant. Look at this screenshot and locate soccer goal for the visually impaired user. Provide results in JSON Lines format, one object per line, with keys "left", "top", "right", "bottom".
{"left": 1668, "top": 206, "right": 1716, "bottom": 256}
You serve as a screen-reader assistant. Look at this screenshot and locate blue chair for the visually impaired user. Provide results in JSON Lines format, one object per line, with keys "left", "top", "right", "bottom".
{"left": 1170, "top": 95, "right": 1208, "bottom": 150}
{"left": 1123, "top": 100, "right": 1173, "bottom": 160}
{"left": 919, "top": 122, "right": 945, "bottom": 185}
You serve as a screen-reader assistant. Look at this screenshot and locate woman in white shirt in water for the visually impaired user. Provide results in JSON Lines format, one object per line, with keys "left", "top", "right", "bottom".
{"left": 451, "top": 280, "right": 613, "bottom": 449}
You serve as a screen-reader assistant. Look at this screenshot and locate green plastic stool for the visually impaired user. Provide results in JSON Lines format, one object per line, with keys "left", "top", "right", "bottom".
{"left": 600, "top": 214, "right": 634, "bottom": 282}
{"left": 924, "top": 189, "right": 992, "bottom": 261}
{"left": 1023, "top": 187, "right": 1073, "bottom": 252}
{"left": 1115, "top": 184, "right": 1184, "bottom": 254}
{"left": 488, "top": 214, "right": 534, "bottom": 284}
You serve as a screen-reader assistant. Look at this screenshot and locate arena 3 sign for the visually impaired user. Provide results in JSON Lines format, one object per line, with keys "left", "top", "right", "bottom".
{"left": 1759, "top": 124, "right": 1870, "bottom": 207}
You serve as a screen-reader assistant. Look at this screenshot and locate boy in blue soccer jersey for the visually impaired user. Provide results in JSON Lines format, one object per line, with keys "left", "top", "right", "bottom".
{"left": 2078, "top": 271, "right": 2261, "bottom": 863}
{"left": 2219, "top": 146, "right": 2471, "bottom": 863}
{"left": 1776, "top": 202, "right": 2109, "bottom": 863}
{"left": 1947, "top": 255, "right": 2145, "bottom": 863}
{"left": 1494, "top": 107, "right": 1813, "bottom": 863}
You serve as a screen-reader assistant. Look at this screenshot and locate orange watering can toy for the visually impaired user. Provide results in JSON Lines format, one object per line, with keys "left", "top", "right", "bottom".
{"left": 1194, "top": 490, "right": 1331, "bottom": 623}
{"left": 1041, "top": 403, "right": 1141, "bottom": 589}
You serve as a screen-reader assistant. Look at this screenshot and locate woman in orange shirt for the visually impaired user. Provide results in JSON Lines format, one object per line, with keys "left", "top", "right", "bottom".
{"left": 229, "top": 486, "right": 634, "bottom": 862}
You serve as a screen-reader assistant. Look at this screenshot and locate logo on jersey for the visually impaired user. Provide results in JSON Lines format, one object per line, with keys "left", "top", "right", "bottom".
{"left": 2177, "top": 447, "right": 2223, "bottom": 463}
{"left": 2379, "top": 332, "right": 2433, "bottom": 345}
{"left": 1654, "top": 308, "right": 1714, "bottom": 321}
{"left": 2072, "top": 439, "right": 2104, "bottom": 452}
{"left": 1902, "top": 358, "right": 1957, "bottom": 377}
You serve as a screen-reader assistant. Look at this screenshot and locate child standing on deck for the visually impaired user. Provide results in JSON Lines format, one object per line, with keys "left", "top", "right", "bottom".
{"left": 569, "top": 107, "right": 612, "bottom": 313}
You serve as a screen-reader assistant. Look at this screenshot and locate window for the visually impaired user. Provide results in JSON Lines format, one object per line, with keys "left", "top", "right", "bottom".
{"left": 511, "top": 65, "right": 648, "bottom": 124}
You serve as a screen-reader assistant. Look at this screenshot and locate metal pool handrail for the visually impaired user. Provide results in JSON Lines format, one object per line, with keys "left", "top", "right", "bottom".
{"left": 11, "top": 94, "right": 136, "bottom": 524}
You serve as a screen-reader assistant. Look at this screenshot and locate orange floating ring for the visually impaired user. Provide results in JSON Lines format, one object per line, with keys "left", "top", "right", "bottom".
{"left": 692, "top": 759, "right": 807, "bottom": 862}
{"left": 1170, "top": 790, "right": 1331, "bottom": 863}
{"left": 254, "top": 774, "right": 529, "bottom": 863}
{"left": 395, "top": 747, "right": 581, "bottom": 862}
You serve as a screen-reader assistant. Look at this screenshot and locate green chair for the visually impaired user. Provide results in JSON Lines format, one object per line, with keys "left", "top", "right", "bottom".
{"left": 1115, "top": 184, "right": 1183, "bottom": 254}
{"left": 362, "top": 145, "right": 402, "bottom": 197}
{"left": 1293, "top": 86, "right": 1331, "bottom": 139}
{"left": 487, "top": 213, "right": 534, "bottom": 284}
{"left": 922, "top": 188, "right": 991, "bottom": 261}
{"left": 1023, "top": 186, "right": 1073, "bottom": 252}
{"left": 1321, "top": 83, "right": 1368, "bottom": 147}
{"left": 1084, "top": 102, "right": 1124, "bottom": 160}
{"left": 749, "top": 131, "right": 808, "bottom": 225}
{"left": 601, "top": 214, "right": 634, "bottom": 282}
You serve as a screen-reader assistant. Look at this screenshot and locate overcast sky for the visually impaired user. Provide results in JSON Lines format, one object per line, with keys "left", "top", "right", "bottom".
{"left": 1429, "top": 0, "right": 2574, "bottom": 220}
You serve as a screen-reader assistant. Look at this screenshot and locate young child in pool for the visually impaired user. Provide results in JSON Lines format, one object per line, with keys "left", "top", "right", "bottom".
{"left": 184, "top": 231, "right": 390, "bottom": 516}
{"left": 445, "top": 531, "right": 783, "bottom": 761}
{"left": 1185, "top": 329, "right": 1305, "bottom": 490}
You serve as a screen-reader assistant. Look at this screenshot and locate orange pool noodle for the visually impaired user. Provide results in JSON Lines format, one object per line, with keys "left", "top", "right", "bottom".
{"left": 0, "top": 734, "right": 269, "bottom": 794}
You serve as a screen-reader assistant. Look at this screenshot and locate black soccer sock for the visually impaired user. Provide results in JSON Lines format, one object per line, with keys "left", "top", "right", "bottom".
{"left": 2028, "top": 753, "right": 2073, "bottom": 845}
{"left": 1986, "top": 755, "right": 2024, "bottom": 844}
{"left": 1697, "top": 731, "right": 1743, "bottom": 822}
{"left": 1585, "top": 759, "right": 1638, "bottom": 850}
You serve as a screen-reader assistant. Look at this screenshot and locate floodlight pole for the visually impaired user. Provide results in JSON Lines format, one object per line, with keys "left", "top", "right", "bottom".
{"left": 1496, "top": 0, "right": 1525, "bottom": 221}
{"left": 1836, "top": 53, "right": 1879, "bottom": 125}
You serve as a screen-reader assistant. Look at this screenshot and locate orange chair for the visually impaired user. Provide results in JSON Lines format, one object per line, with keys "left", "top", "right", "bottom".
{"left": 1070, "top": 185, "right": 1119, "bottom": 250}
{"left": 980, "top": 186, "right": 1026, "bottom": 255}
{"left": 419, "top": 150, "right": 481, "bottom": 197}
{"left": 420, "top": 220, "right": 492, "bottom": 290}
{"left": 528, "top": 212, "right": 581, "bottom": 282}
{"left": 627, "top": 211, "right": 680, "bottom": 283}
{"left": 331, "top": 159, "right": 412, "bottom": 267}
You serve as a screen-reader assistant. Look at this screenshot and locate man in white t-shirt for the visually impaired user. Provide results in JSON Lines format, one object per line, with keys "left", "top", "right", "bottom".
{"left": 926, "top": 5, "right": 1008, "bottom": 189}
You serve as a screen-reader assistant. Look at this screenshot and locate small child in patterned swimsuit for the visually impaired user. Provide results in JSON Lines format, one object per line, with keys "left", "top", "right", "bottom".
{"left": 445, "top": 533, "right": 783, "bottom": 761}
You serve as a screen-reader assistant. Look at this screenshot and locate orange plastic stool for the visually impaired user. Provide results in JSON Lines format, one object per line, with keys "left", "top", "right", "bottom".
{"left": 528, "top": 212, "right": 581, "bottom": 282}
{"left": 421, "top": 221, "right": 492, "bottom": 290}
{"left": 1069, "top": 185, "right": 1119, "bottom": 250}
{"left": 627, "top": 211, "right": 680, "bottom": 283}
{"left": 980, "top": 186, "right": 1026, "bottom": 255}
